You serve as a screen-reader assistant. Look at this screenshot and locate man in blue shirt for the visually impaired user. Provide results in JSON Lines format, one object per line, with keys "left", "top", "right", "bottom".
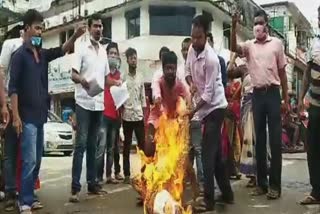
{"left": 207, "top": 33, "right": 227, "bottom": 88}
{"left": 8, "top": 9, "right": 85, "bottom": 214}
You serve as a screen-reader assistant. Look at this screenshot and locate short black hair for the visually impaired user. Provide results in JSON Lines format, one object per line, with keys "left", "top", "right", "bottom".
{"left": 318, "top": 5, "right": 320, "bottom": 11}
{"left": 5, "top": 25, "right": 23, "bottom": 39}
{"left": 106, "top": 42, "right": 119, "bottom": 55}
{"left": 125, "top": 47, "right": 137, "bottom": 58}
{"left": 23, "top": 9, "right": 43, "bottom": 30}
{"left": 207, "top": 33, "right": 213, "bottom": 43}
{"left": 182, "top": 37, "right": 191, "bottom": 44}
{"left": 162, "top": 51, "right": 178, "bottom": 67}
{"left": 254, "top": 10, "right": 269, "bottom": 22}
{"left": 159, "top": 46, "right": 170, "bottom": 60}
{"left": 192, "top": 15, "right": 213, "bottom": 35}
{"left": 88, "top": 13, "right": 102, "bottom": 27}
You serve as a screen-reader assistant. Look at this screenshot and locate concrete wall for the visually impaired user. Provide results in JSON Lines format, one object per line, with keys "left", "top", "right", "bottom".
{"left": 43, "top": 0, "right": 232, "bottom": 62}
{"left": 42, "top": 33, "right": 60, "bottom": 49}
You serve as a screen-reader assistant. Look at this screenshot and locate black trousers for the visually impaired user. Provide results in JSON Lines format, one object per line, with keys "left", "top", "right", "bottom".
{"left": 252, "top": 87, "right": 282, "bottom": 192}
{"left": 122, "top": 120, "right": 145, "bottom": 177}
{"left": 307, "top": 104, "right": 320, "bottom": 200}
{"left": 202, "top": 109, "right": 233, "bottom": 205}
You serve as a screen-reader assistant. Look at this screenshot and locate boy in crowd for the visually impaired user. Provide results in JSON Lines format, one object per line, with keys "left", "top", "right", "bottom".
{"left": 122, "top": 48, "right": 146, "bottom": 184}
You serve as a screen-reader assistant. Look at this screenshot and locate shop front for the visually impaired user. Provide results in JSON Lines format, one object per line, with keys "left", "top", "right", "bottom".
{"left": 49, "top": 53, "right": 75, "bottom": 121}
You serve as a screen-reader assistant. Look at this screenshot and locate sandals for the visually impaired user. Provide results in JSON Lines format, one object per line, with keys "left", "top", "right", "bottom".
{"left": 215, "top": 194, "right": 234, "bottom": 204}
{"left": 106, "top": 177, "right": 120, "bottom": 184}
{"left": 31, "top": 200, "right": 44, "bottom": 210}
{"left": 115, "top": 174, "right": 124, "bottom": 181}
{"left": 4, "top": 199, "right": 17, "bottom": 212}
{"left": 250, "top": 187, "right": 267, "bottom": 196}
{"left": 136, "top": 196, "right": 144, "bottom": 207}
{"left": 246, "top": 179, "right": 257, "bottom": 188}
{"left": 266, "top": 189, "right": 281, "bottom": 200}
{"left": 299, "top": 195, "right": 320, "bottom": 205}
{"left": 192, "top": 199, "right": 215, "bottom": 213}
{"left": 229, "top": 174, "right": 242, "bottom": 180}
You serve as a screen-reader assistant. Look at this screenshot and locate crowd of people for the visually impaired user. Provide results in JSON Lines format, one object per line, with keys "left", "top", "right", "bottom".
{"left": 0, "top": 6, "right": 319, "bottom": 214}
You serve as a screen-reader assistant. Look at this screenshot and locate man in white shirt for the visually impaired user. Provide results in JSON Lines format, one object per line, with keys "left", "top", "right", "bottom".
{"left": 70, "top": 14, "right": 109, "bottom": 202}
{"left": 122, "top": 48, "right": 146, "bottom": 184}
{"left": 0, "top": 25, "right": 23, "bottom": 211}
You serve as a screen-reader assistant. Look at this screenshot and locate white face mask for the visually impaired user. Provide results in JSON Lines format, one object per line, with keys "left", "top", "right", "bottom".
{"left": 253, "top": 24, "right": 267, "bottom": 40}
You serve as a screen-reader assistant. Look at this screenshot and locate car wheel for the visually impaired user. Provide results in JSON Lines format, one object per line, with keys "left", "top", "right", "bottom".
{"left": 64, "top": 151, "right": 72, "bottom": 156}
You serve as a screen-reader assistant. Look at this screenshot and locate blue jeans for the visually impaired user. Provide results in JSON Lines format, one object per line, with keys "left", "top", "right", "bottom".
{"left": 190, "top": 120, "right": 204, "bottom": 185}
{"left": 19, "top": 122, "right": 44, "bottom": 207}
{"left": 96, "top": 116, "right": 120, "bottom": 180}
{"left": 71, "top": 105, "right": 102, "bottom": 192}
{"left": 4, "top": 122, "right": 18, "bottom": 196}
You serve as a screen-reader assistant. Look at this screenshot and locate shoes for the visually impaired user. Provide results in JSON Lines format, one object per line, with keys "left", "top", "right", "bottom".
{"left": 69, "top": 191, "right": 80, "bottom": 203}
{"left": 115, "top": 174, "right": 124, "bottom": 181}
{"left": 4, "top": 193, "right": 17, "bottom": 212}
{"left": 31, "top": 201, "right": 44, "bottom": 210}
{"left": 192, "top": 198, "right": 215, "bottom": 213}
{"left": 88, "top": 184, "right": 108, "bottom": 195}
{"left": 123, "top": 176, "right": 131, "bottom": 184}
{"left": 106, "top": 177, "right": 120, "bottom": 184}
{"left": 19, "top": 205, "right": 32, "bottom": 214}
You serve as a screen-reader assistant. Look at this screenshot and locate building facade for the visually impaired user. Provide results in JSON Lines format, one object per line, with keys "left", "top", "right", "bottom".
{"left": 3, "top": 0, "right": 291, "bottom": 117}
{"left": 262, "top": 1, "right": 313, "bottom": 97}
{"left": 41, "top": 0, "right": 249, "bottom": 117}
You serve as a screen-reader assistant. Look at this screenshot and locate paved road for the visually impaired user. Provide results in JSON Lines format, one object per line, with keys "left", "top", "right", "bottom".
{"left": 2, "top": 153, "right": 320, "bottom": 214}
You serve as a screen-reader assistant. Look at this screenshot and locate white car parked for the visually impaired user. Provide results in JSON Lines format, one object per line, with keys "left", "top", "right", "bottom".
{"left": 43, "top": 112, "right": 74, "bottom": 156}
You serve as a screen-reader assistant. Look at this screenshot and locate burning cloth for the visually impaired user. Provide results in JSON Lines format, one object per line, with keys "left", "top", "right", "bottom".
{"left": 132, "top": 97, "right": 192, "bottom": 214}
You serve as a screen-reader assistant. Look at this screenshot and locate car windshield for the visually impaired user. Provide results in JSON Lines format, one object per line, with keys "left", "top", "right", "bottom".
{"left": 48, "top": 112, "right": 63, "bottom": 123}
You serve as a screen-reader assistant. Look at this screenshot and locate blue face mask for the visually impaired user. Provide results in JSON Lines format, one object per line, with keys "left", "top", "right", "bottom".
{"left": 31, "top": 36, "right": 42, "bottom": 47}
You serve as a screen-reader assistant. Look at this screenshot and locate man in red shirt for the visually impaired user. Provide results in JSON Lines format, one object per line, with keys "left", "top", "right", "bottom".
{"left": 145, "top": 51, "right": 190, "bottom": 157}
{"left": 96, "top": 42, "right": 123, "bottom": 184}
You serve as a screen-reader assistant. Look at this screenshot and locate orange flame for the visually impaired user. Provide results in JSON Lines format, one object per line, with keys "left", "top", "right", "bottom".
{"left": 133, "top": 97, "right": 192, "bottom": 214}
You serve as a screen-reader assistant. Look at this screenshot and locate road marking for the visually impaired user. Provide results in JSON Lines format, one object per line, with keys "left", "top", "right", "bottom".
{"left": 107, "top": 185, "right": 132, "bottom": 194}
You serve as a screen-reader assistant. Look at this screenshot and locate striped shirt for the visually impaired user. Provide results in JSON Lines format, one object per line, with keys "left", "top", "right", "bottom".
{"left": 306, "top": 36, "right": 320, "bottom": 107}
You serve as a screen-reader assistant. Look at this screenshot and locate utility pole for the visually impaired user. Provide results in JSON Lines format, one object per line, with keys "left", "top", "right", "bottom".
{"left": 78, "top": 0, "right": 81, "bottom": 17}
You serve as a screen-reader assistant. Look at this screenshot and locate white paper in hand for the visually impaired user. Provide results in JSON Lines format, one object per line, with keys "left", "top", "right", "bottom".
{"left": 85, "top": 75, "right": 104, "bottom": 97}
{"left": 110, "top": 82, "right": 129, "bottom": 109}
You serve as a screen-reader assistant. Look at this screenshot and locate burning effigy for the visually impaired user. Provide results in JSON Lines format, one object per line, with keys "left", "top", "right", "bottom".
{"left": 132, "top": 97, "right": 192, "bottom": 214}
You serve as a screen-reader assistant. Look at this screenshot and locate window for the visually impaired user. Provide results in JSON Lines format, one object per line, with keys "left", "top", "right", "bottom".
{"left": 149, "top": 6, "right": 195, "bottom": 36}
{"left": 223, "top": 23, "right": 231, "bottom": 49}
{"left": 59, "top": 31, "right": 67, "bottom": 46}
{"left": 67, "top": 29, "right": 74, "bottom": 38}
{"left": 288, "top": 16, "right": 293, "bottom": 31}
{"left": 269, "top": 16, "right": 285, "bottom": 35}
{"left": 59, "top": 28, "right": 75, "bottom": 46}
{"left": 126, "top": 8, "right": 140, "bottom": 39}
{"left": 102, "top": 17, "right": 112, "bottom": 44}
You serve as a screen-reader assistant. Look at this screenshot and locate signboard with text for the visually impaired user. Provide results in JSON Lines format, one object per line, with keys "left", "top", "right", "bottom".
{"left": 48, "top": 54, "right": 74, "bottom": 94}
